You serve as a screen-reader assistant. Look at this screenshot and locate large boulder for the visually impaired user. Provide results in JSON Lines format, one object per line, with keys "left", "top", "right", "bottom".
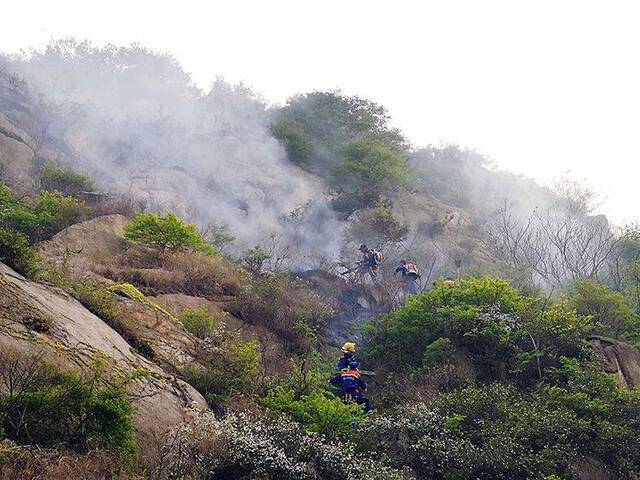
{"left": 38, "top": 214, "right": 130, "bottom": 273}
{"left": 589, "top": 336, "right": 640, "bottom": 388}
{"left": 0, "top": 262, "right": 205, "bottom": 458}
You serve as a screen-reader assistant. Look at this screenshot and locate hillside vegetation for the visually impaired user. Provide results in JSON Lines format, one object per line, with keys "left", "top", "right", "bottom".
{"left": 0, "top": 40, "right": 640, "bottom": 479}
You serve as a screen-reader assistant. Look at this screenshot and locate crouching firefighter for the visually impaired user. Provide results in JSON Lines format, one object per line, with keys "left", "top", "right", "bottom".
{"left": 330, "top": 361, "right": 372, "bottom": 413}
{"left": 337, "top": 342, "right": 357, "bottom": 371}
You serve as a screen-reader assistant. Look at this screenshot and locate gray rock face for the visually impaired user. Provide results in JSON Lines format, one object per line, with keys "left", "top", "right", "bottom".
{"left": 589, "top": 336, "right": 640, "bottom": 388}
{"left": 0, "top": 262, "right": 205, "bottom": 458}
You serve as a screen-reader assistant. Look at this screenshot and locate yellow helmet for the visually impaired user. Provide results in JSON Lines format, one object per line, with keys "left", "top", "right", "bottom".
{"left": 341, "top": 342, "right": 356, "bottom": 353}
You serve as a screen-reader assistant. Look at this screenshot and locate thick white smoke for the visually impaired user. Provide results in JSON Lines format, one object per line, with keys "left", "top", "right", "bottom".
{"left": 5, "top": 40, "right": 345, "bottom": 264}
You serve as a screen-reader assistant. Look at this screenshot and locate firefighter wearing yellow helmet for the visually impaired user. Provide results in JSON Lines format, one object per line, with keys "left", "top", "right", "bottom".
{"left": 337, "top": 342, "right": 357, "bottom": 370}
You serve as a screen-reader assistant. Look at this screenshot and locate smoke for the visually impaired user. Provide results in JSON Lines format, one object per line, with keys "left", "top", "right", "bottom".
{"left": 3, "top": 40, "right": 345, "bottom": 262}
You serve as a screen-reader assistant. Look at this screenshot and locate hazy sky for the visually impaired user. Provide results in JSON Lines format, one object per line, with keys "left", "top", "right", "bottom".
{"left": 1, "top": 1, "right": 638, "bottom": 224}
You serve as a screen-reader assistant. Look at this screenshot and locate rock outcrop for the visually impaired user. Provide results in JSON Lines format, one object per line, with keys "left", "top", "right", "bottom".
{"left": 589, "top": 335, "right": 640, "bottom": 388}
{"left": 0, "top": 262, "right": 205, "bottom": 457}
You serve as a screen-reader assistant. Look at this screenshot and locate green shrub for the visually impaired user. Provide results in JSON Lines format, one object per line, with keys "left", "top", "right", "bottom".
{"left": 275, "top": 91, "right": 408, "bottom": 172}
{"left": 38, "top": 161, "right": 94, "bottom": 196}
{"left": 182, "top": 307, "right": 224, "bottom": 339}
{"left": 0, "top": 353, "right": 136, "bottom": 458}
{"left": 423, "top": 337, "right": 456, "bottom": 367}
{"left": 569, "top": 279, "right": 639, "bottom": 339}
{"left": 0, "top": 228, "right": 40, "bottom": 275}
{"left": 361, "top": 377, "right": 640, "bottom": 479}
{"left": 33, "top": 191, "right": 90, "bottom": 236}
{"left": 271, "top": 120, "right": 312, "bottom": 164}
{"left": 183, "top": 339, "right": 262, "bottom": 408}
{"left": 364, "top": 276, "right": 533, "bottom": 376}
{"left": 264, "top": 386, "right": 364, "bottom": 439}
{"left": 0, "top": 182, "right": 89, "bottom": 243}
{"left": 365, "top": 276, "right": 596, "bottom": 384}
{"left": 333, "top": 139, "right": 410, "bottom": 209}
{"left": 124, "top": 212, "right": 213, "bottom": 254}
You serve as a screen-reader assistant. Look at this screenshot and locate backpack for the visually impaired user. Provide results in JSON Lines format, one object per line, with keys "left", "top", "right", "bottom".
{"left": 373, "top": 250, "right": 385, "bottom": 264}
{"left": 405, "top": 262, "right": 419, "bottom": 278}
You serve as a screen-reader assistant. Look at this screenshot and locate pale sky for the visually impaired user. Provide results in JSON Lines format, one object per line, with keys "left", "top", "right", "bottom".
{"left": 1, "top": 1, "right": 638, "bottom": 224}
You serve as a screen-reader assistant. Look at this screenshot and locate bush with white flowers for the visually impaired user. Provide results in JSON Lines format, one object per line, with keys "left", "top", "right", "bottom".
{"left": 162, "top": 407, "right": 410, "bottom": 480}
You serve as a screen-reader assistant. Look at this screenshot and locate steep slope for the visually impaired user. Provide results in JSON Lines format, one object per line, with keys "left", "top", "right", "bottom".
{"left": 0, "top": 262, "right": 205, "bottom": 458}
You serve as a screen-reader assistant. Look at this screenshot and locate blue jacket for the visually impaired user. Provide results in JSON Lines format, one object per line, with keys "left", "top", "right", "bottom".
{"left": 337, "top": 352, "right": 354, "bottom": 371}
{"left": 330, "top": 369, "right": 367, "bottom": 395}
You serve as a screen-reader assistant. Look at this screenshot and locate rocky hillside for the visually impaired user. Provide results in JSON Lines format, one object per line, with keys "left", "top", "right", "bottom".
{"left": 2, "top": 42, "right": 640, "bottom": 480}
{"left": 0, "top": 261, "right": 204, "bottom": 458}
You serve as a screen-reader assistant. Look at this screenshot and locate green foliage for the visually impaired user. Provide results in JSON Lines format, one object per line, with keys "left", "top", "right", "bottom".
{"left": 236, "top": 273, "right": 334, "bottom": 352}
{"left": 366, "top": 276, "right": 598, "bottom": 384}
{"left": 362, "top": 373, "right": 640, "bottom": 479}
{"left": 365, "top": 277, "right": 532, "bottom": 376}
{"left": 271, "top": 119, "right": 312, "bottom": 164}
{"left": 333, "top": 140, "right": 410, "bottom": 211}
{"left": 569, "top": 279, "right": 639, "bottom": 339}
{"left": 182, "top": 307, "right": 223, "bottom": 339}
{"left": 124, "top": 212, "right": 213, "bottom": 254}
{"left": 0, "top": 355, "right": 136, "bottom": 458}
{"left": 38, "top": 161, "right": 94, "bottom": 197}
{"left": 0, "top": 228, "right": 40, "bottom": 275}
{"left": 183, "top": 339, "right": 262, "bottom": 408}
{"left": 0, "top": 182, "right": 89, "bottom": 244}
{"left": 264, "top": 386, "right": 365, "bottom": 439}
{"left": 242, "top": 244, "right": 270, "bottom": 275}
{"left": 276, "top": 91, "right": 408, "bottom": 171}
{"left": 33, "top": 190, "right": 90, "bottom": 236}
{"left": 423, "top": 337, "right": 456, "bottom": 367}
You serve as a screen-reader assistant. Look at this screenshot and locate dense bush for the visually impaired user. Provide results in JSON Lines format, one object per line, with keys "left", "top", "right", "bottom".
{"left": 359, "top": 366, "right": 640, "bottom": 479}
{"left": 569, "top": 279, "right": 639, "bottom": 339}
{"left": 333, "top": 140, "right": 410, "bottom": 211}
{"left": 271, "top": 119, "right": 312, "bottom": 164}
{"left": 0, "top": 182, "right": 89, "bottom": 243}
{"left": 264, "top": 386, "right": 365, "bottom": 440}
{"left": 38, "top": 161, "right": 94, "bottom": 197}
{"left": 0, "top": 228, "right": 40, "bottom": 275}
{"left": 365, "top": 277, "right": 594, "bottom": 383}
{"left": 183, "top": 339, "right": 262, "bottom": 409}
{"left": 182, "top": 307, "right": 225, "bottom": 339}
{"left": 159, "top": 407, "right": 406, "bottom": 480}
{"left": 0, "top": 353, "right": 136, "bottom": 458}
{"left": 236, "top": 273, "right": 334, "bottom": 352}
{"left": 275, "top": 91, "right": 408, "bottom": 172}
{"left": 124, "top": 212, "right": 213, "bottom": 254}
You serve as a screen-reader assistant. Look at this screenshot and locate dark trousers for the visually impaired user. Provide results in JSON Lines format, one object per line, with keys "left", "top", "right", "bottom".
{"left": 344, "top": 390, "right": 372, "bottom": 413}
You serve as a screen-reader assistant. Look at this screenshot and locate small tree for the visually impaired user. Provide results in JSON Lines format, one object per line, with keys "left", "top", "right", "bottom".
{"left": 124, "top": 212, "right": 213, "bottom": 254}
{"left": 271, "top": 120, "right": 312, "bottom": 165}
{"left": 243, "top": 244, "right": 271, "bottom": 275}
{"left": 569, "top": 280, "right": 639, "bottom": 339}
{"left": 38, "top": 162, "right": 94, "bottom": 197}
{"left": 333, "top": 140, "right": 409, "bottom": 211}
